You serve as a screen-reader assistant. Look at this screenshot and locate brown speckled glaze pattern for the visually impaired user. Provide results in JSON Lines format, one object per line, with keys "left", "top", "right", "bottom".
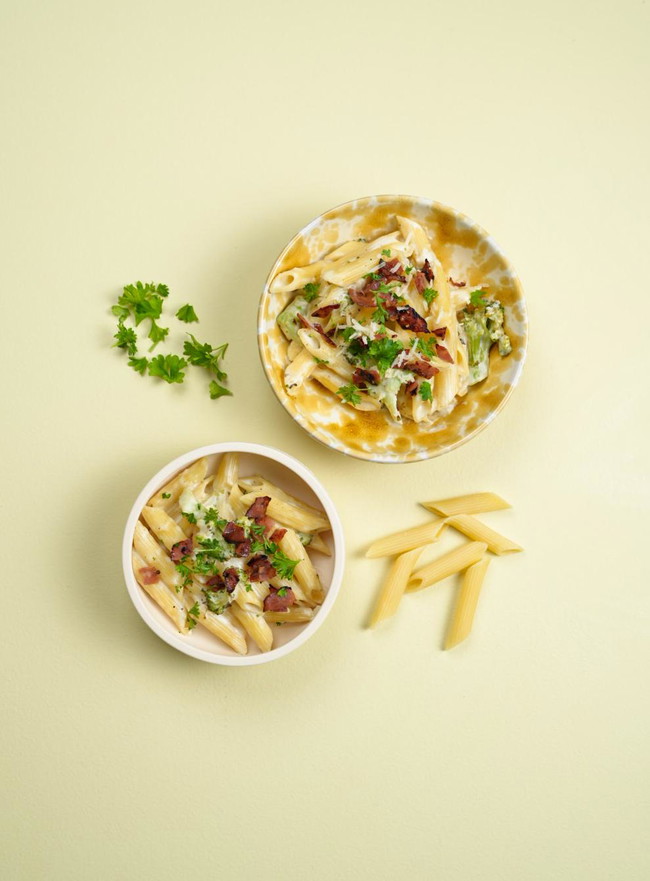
{"left": 258, "top": 195, "right": 527, "bottom": 463}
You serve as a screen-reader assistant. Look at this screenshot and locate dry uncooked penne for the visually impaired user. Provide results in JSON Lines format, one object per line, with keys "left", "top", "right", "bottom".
{"left": 406, "top": 542, "right": 488, "bottom": 592}
{"left": 421, "top": 493, "right": 511, "bottom": 517}
{"left": 369, "top": 547, "right": 424, "bottom": 628}
{"left": 444, "top": 556, "right": 491, "bottom": 650}
{"left": 365, "top": 518, "right": 447, "bottom": 558}
{"left": 445, "top": 515, "right": 522, "bottom": 556}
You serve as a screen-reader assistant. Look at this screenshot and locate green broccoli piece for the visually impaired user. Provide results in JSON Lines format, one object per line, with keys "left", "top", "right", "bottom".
{"left": 367, "top": 368, "right": 413, "bottom": 422}
{"left": 460, "top": 298, "right": 512, "bottom": 385}
{"left": 203, "top": 588, "right": 230, "bottom": 615}
{"left": 277, "top": 295, "right": 309, "bottom": 342}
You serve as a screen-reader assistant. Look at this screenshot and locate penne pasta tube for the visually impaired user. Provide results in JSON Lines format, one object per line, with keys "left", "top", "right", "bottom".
{"left": 444, "top": 556, "right": 491, "bottom": 650}
{"left": 230, "top": 605, "right": 274, "bottom": 652}
{"left": 200, "top": 607, "right": 248, "bottom": 655}
{"left": 132, "top": 551, "right": 189, "bottom": 633}
{"left": 445, "top": 515, "right": 522, "bottom": 556}
{"left": 133, "top": 521, "right": 181, "bottom": 590}
{"left": 406, "top": 542, "right": 488, "bottom": 592}
{"left": 148, "top": 458, "right": 208, "bottom": 508}
{"left": 238, "top": 477, "right": 327, "bottom": 525}
{"left": 312, "top": 365, "right": 381, "bottom": 411}
{"left": 215, "top": 452, "right": 239, "bottom": 493}
{"left": 306, "top": 533, "right": 331, "bottom": 556}
{"left": 369, "top": 547, "right": 424, "bottom": 628}
{"left": 140, "top": 506, "right": 188, "bottom": 551}
{"left": 233, "top": 580, "right": 269, "bottom": 611}
{"left": 278, "top": 529, "right": 323, "bottom": 603}
{"left": 420, "top": 492, "right": 511, "bottom": 517}
{"left": 284, "top": 347, "right": 318, "bottom": 395}
{"left": 264, "top": 606, "right": 315, "bottom": 625}
{"left": 365, "top": 518, "right": 447, "bottom": 558}
{"left": 239, "top": 492, "right": 329, "bottom": 534}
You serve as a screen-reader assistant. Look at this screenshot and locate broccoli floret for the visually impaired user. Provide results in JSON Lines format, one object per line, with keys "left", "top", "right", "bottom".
{"left": 203, "top": 588, "right": 230, "bottom": 615}
{"left": 460, "top": 298, "right": 512, "bottom": 385}
{"left": 277, "top": 295, "right": 309, "bottom": 342}
{"left": 367, "top": 368, "right": 413, "bottom": 422}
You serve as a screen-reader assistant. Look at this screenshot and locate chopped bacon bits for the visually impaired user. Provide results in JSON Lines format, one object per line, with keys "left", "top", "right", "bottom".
{"left": 223, "top": 522, "right": 247, "bottom": 544}
{"left": 247, "top": 554, "right": 277, "bottom": 583}
{"left": 139, "top": 566, "right": 160, "bottom": 585}
{"left": 246, "top": 496, "right": 271, "bottom": 520}
{"left": 378, "top": 258, "right": 407, "bottom": 283}
{"left": 352, "top": 366, "right": 381, "bottom": 388}
{"left": 263, "top": 587, "right": 296, "bottom": 612}
{"left": 270, "top": 527, "right": 287, "bottom": 542}
{"left": 348, "top": 287, "right": 377, "bottom": 308}
{"left": 422, "top": 259, "right": 434, "bottom": 282}
{"left": 297, "top": 314, "right": 335, "bottom": 346}
{"left": 170, "top": 537, "right": 193, "bottom": 561}
{"left": 448, "top": 277, "right": 466, "bottom": 287}
{"left": 257, "top": 515, "right": 276, "bottom": 536}
{"left": 206, "top": 572, "right": 225, "bottom": 589}
{"left": 378, "top": 292, "right": 399, "bottom": 318}
{"left": 405, "top": 380, "right": 419, "bottom": 397}
{"left": 435, "top": 344, "right": 454, "bottom": 363}
{"left": 311, "top": 303, "right": 340, "bottom": 319}
{"left": 413, "top": 271, "right": 427, "bottom": 294}
{"left": 432, "top": 326, "right": 447, "bottom": 339}
{"left": 234, "top": 539, "right": 252, "bottom": 557}
{"left": 222, "top": 568, "right": 240, "bottom": 592}
{"left": 396, "top": 306, "right": 429, "bottom": 333}
{"left": 403, "top": 359, "right": 439, "bottom": 379}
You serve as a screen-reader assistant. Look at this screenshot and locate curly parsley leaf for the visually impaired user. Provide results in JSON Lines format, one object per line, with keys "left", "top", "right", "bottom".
{"left": 271, "top": 550, "right": 300, "bottom": 580}
{"left": 117, "top": 281, "right": 168, "bottom": 326}
{"left": 303, "top": 282, "right": 320, "bottom": 302}
{"left": 186, "top": 602, "right": 200, "bottom": 630}
{"left": 470, "top": 289, "right": 488, "bottom": 307}
{"left": 148, "top": 354, "right": 187, "bottom": 384}
{"left": 414, "top": 336, "right": 436, "bottom": 359}
{"left": 367, "top": 337, "right": 403, "bottom": 374}
{"left": 381, "top": 248, "right": 391, "bottom": 257}
{"left": 128, "top": 356, "right": 148, "bottom": 374}
{"left": 422, "top": 288, "right": 438, "bottom": 305}
{"left": 337, "top": 383, "right": 362, "bottom": 405}
{"left": 113, "top": 324, "right": 138, "bottom": 355}
{"left": 419, "top": 381, "right": 433, "bottom": 402}
{"left": 183, "top": 334, "right": 228, "bottom": 380}
{"left": 176, "top": 303, "right": 199, "bottom": 323}
{"left": 209, "top": 381, "right": 232, "bottom": 400}
{"left": 148, "top": 320, "right": 169, "bottom": 350}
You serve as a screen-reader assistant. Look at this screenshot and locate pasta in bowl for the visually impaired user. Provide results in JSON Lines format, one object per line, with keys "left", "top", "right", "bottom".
{"left": 122, "top": 443, "right": 344, "bottom": 665}
{"left": 258, "top": 195, "right": 527, "bottom": 462}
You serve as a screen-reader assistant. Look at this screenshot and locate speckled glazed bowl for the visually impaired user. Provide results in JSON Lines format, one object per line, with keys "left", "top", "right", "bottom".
{"left": 258, "top": 195, "right": 527, "bottom": 463}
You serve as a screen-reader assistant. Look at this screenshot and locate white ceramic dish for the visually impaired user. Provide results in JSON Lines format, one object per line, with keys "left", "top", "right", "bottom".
{"left": 122, "top": 442, "right": 345, "bottom": 665}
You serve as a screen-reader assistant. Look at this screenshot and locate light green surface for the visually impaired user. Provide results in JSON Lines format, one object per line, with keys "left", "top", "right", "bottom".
{"left": 2, "top": 1, "right": 649, "bottom": 879}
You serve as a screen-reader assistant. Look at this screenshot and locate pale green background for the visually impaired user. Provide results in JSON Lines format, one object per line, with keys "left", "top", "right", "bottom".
{"left": 2, "top": 0, "right": 649, "bottom": 879}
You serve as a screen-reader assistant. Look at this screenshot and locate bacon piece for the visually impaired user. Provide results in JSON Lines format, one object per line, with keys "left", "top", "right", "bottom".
{"left": 206, "top": 573, "right": 225, "bottom": 589}
{"left": 396, "top": 306, "right": 429, "bottom": 333}
{"left": 352, "top": 367, "right": 380, "bottom": 388}
{"left": 234, "top": 539, "right": 251, "bottom": 557}
{"left": 296, "top": 312, "right": 336, "bottom": 347}
{"left": 422, "top": 259, "right": 434, "bottom": 282}
{"left": 348, "top": 287, "right": 377, "bottom": 307}
{"left": 378, "top": 292, "right": 399, "bottom": 319}
{"left": 263, "top": 587, "right": 296, "bottom": 612}
{"left": 378, "top": 258, "right": 407, "bottom": 283}
{"left": 257, "top": 515, "right": 276, "bottom": 537}
{"left": 448, "top": 277, "right": 466, "bottom": 287}
{"left": 436, "top": 344, "right": 454, "bottom": 363}
{"left": 223, "top": 521, "right": 247, "bottom": 544}
{"left": 222, "top": 568, "right": 240, "bottom": 593}
{"left": 139, "top": 566, "right": 160, "bottom": 585}
{"left": 413, "top": 271, "right": 427, "bottom": 294}
{"left": 170, "top": 537, "right": 193, "bottom": 561}
{"left": 247, "top": 554, "right": 277, "bottom": 583}
{"left": 405, "top": 380, "right": 419, "bottom": 397}
{"left": 270, "top": 527, "right": 287, "bottom": 542}
{"left": 432, "top": 326, "right": 447, "bottom": 339}
{"left": 403, "top": 359, "right": 439, "bottom": 379}
{"left": 246, "top": 496, "right": 271, "bottom": 520}
{"left": 311, "top": 303, "right": 340, "bottom": 319}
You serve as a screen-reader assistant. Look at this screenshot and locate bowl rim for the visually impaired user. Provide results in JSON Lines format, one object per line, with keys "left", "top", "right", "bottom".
{"left": 122, "top": 441, "right": 346, "bottom": 666}
{"left": 257, "top": 193, "right": 528, "bottom": 464}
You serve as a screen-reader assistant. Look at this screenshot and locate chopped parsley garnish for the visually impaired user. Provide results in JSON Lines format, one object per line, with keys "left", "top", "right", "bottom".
{"left": 147, "top": 320, "right": 169, "bottom": 350}
{"left": 337, "top": 384, "right": 362, "bottom": 406}
{"left": 182, "top": 511, "right": 197, "bottom": 524}
{"left": 175, "top": 563, "right": 193, "bottom": 590}
{"left": 313, "top": 357, "right": 330, "bottom": 365}
{"left": 112, "top": 281, "right": 168, "bottom": 326}
{"left": 249, "top": 521, "right": 266, "bottom": 536}
{"left": 339, "top": 327, "right": 357, "bottom": 342}
{"left": 271, "top": 550, "right": 300, "bottom": 580}
{"left": 209, "top": 381, "right": 232, "bottom": 400}
{"left": 303, "top": 282, "right": 320, "bottom": 302}
{"left": 183, "top": 335, "right": 228, "bottom": 380}
{"left": 186, "top": 602, "right": 200, "bottom": 629}
{"left": 128, "top": 356, "right": 148, "bottom": 374}
{"left": 414, "top": 336, "right": 436, "bottom": 359}
{"left": 372, "top": 297, "right": 389, "bottom": 325}
{"left": 470, "top": 289, "right": 488, "bottom": 307}
{"left": 419, "top": 381, "right": 433, "bottom": 401}
{"left": 148, "top": 354, "right": 187, "bottom": 384}
{"left": 381, "top": 248, "right": 391, "bottom": 257}
{"left": 203, "top": 509, "right": 227, "bottom": 531}
{"left": 175, "top": 303, "right": 199, "bottom": 323}
{"left": 405, "top": 265, "right": 414, "bottom": 274}
{"left": 422, "top": 288, "right": 438, "bottom": 305}
{"left": 363, "top": 272, "right": 382, "bottom": 281}
{"left": 277, "top": 587, "right": 288, "bottom": 597}
{"left": 367, "top": 337, "right": 403, "bottom": 373}
{"left": 162, "top": 492, "right": 171, "bottom": 499}
{"left": 113, "top": 324, "right": 138, "bottom": 355}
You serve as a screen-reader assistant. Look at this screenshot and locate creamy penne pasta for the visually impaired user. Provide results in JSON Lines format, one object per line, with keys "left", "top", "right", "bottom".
{"left": 132, "top": 454, "right": 332, "bottom": 654}
{"left": 273, "top": 218, "right": 512, "bottom": 424}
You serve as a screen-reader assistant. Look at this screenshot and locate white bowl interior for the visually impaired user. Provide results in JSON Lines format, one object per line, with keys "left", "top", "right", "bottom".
{"left": 123, "top": 444, "right": 343, "bottom": 665}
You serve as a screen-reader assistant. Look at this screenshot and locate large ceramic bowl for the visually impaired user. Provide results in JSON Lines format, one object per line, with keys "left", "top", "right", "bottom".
{"left": 258, "top": 195, "right": 527, "bottom": 463}
{"left": 122, "top": 443, "right": 345, "bottom": 666}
